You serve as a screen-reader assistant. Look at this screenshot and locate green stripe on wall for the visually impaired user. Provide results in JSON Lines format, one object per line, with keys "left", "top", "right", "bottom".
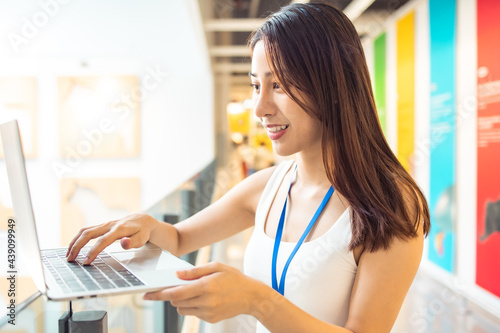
{"left": 374, "top": 33, "right": 387, "bottom": 135}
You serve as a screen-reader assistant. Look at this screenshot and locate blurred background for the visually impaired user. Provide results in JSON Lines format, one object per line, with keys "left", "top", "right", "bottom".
{"left": 0, "top": 0, "right": 499, "bottom": 332}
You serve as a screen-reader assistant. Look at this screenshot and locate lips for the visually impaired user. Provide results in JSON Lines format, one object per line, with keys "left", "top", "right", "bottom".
{"left": 266, "top": 124, "right": 289, "bottom": 140}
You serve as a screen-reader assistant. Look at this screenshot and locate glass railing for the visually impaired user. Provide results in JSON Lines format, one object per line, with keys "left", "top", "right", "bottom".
{"left": 0, "top": 159, "right": 220, "bottom": 333}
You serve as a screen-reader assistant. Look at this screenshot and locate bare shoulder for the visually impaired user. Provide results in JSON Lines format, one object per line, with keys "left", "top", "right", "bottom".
{"left": 218, "top": 165, "right": 278, "bottom": 215}
{"left": 344, "top": 179, "right": 426, "bottom": 333}
{"left": 242, "top": 165, "right": 278, "bottom": 187}
{"left": 238, "top": 166, "right": 277, "bottom": 210}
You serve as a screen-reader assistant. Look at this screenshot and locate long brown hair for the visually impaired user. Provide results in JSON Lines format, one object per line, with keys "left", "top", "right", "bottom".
{"left": 249, "top": 1, "right": 430, "bottom": 252}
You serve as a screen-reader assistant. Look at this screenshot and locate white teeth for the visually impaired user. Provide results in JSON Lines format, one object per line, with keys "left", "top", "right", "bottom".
{"left": 268, "top": 125, "right": 288, "bottom": 133}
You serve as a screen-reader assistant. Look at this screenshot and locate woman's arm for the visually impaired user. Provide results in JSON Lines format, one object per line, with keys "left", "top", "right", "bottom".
{"left": 152, "top": 166, "right": 276, "bottom": 256}
{"left": 144, "top": 224, "right": 423, "bottom": 333}
{"left": 67, "top": 166, "right": 276, "bottom": 263}
{"left": 343, "top": 227, "right": 424, "bottom": 332}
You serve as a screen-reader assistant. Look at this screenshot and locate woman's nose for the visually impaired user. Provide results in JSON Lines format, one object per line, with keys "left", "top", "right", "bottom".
{"left": 254, "top": 91, "right": 275, "bottom": 119}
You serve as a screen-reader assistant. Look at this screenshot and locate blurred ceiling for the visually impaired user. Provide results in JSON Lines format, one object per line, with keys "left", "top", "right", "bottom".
{"left": 200, "top": 0, "right": 410, "bottom": 78}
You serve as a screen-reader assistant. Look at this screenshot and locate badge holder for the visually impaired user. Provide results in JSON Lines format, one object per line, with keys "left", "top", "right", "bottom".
{"left": 59, "top": 301, "right": 108, "bottom": 333}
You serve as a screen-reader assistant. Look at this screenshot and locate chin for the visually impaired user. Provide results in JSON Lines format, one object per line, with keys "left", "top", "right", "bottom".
{"left": 272, "top": 143, "right": 297, "bottom": 157}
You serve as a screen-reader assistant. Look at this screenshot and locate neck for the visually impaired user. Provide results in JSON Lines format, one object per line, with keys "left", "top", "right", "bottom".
{"left": 294, "top": 147, "right": 331, "bottom": 189}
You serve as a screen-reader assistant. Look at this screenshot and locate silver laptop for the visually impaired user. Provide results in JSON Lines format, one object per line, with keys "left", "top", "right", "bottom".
{"left": 0, "top": 119, "right": 193, "bottom": 301}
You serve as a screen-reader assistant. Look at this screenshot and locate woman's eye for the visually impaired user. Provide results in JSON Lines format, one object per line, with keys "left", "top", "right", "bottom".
{"left": 273, "top": 82, "right": 281, "bottom": 90}
{"left": 250, "top": 83, "right": 260, "bottom": 91}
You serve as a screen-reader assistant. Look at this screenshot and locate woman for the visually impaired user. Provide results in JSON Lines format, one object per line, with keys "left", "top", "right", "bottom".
{"left": 67, "top": 2, "right": 430, "bottom": 332}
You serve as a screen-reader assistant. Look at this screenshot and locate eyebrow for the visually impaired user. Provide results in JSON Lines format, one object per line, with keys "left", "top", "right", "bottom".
{"left": 248, "top": 72, "right": 273, "bottom": 78}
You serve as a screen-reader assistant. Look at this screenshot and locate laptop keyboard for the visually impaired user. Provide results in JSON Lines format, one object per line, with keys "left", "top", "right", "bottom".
{"left": 41, "top": 248, "right": 145, "bottom": 294}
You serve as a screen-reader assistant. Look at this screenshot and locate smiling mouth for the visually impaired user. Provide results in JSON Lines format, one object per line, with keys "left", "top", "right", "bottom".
{"left": 268, "top": 125, "right": 289, "bottom": 133}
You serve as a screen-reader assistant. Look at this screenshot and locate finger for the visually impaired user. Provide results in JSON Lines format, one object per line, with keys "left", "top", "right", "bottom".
{"left": 177, "top": 307, "right": 203, "bottom": 317}
{"left": 120, "top": 230, "right": 148, "bottom": 250}
{"left": 120, "top": 237, "right": 132, "bottom": 250}
{"left": 176, "top": 262, "right": 222, "bottom": 280}
{"left": 67, "top": 224, "right": 104, "bottom": 257}
{"left": 144, "top": 283, "right": 202, "bottom": 302}
{"left": 67, "top": 224, "right": 111, "bottom": 261}
{"left": 170, "top": 295, "right": 203, "bottom": 308}
{"left": 66, "top": 227, "right": 89, "bottom": 257}
{"left": 84, "top": 230, "right": 128, "bottom": 264}
{"left": 143, "top": 288, "right": 175, "bottom": 301}
{"left": 176, "top": 307, "right": 200, "bottom": 317}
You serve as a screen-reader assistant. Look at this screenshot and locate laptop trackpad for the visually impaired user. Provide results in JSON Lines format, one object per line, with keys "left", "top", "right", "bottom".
{"left": 110, "top": 249, "right": 193, "bottom": 286}
{"left": 110, "top": 249, "right": 192, "bottom": 272}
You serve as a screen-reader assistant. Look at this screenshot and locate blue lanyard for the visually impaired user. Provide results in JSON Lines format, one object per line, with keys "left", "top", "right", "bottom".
{"left": 271, "top": 166, "right": 334, "bottom": 295}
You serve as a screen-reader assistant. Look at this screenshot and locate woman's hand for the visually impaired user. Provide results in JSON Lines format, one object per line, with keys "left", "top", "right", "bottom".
{"left": 143, "top": 262, "right": 263, "bottom": 323}
{"left": 66, "top": 213, "right": 160, "bottom": 264}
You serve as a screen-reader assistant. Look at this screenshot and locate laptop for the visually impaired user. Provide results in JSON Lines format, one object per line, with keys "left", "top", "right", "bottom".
{"left": 0, "top": 119, "right": 193, "bottom": 301}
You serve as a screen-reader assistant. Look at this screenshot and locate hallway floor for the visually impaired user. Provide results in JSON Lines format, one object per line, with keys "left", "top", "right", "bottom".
{"left": 393, "top": 270, "right": 500, "bottom": 332}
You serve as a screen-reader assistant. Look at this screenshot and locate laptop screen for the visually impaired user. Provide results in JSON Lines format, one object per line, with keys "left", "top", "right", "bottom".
{"left": 0, "top": 120, "right": 47, "bottom": 295}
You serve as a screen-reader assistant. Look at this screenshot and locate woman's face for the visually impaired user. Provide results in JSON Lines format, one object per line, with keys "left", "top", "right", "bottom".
{"left": 250, "top": 41, "right": 322, "bottom": 157}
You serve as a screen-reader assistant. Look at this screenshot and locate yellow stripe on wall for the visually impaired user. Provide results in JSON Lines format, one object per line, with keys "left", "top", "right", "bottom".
{"left": 396, "top": 11, "right": 415, "bottom": 173}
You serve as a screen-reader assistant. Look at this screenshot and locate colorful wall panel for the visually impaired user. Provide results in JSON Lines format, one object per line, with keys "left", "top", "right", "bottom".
{"left": 396, "top": 12, "right": 415, "bottom": 173}
{"left": 476, "top": 0, "right": 500, "bottom": 298}
{"left": 374, "top": 33, "right": 387, "bottom": 135}
{"left": 427, "top": 0, "right": 457, "bottom": 273}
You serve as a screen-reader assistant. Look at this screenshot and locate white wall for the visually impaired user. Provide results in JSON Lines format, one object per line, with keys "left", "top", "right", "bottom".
{"left": 0, "top": 0, "right": 214, "bottom": 248}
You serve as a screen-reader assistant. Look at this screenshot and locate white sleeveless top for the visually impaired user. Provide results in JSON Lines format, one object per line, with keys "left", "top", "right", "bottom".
{"left": 244, "top": 160, "right": 358, "bottom": 332}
